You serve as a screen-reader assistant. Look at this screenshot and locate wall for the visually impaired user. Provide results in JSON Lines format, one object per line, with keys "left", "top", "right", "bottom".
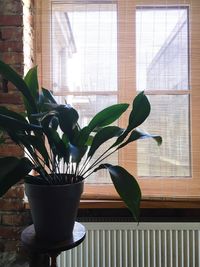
{"left": 0, "top": 0, "right": 33, "bottom": 265}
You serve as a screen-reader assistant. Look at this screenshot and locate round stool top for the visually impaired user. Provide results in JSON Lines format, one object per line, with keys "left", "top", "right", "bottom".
{"left": 21, "top": 222, "right": 86, "bottom": 254}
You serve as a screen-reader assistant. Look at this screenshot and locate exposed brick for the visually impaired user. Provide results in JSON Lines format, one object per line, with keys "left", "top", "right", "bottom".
{"left": 1, "top": 52, "right": 24, "bottom": 65}
{"left": 0, "top": 0, "right": 34, "bottom": 257}
{"left": 0, "top": 92, "right": 22, "bottom": 104}
{"left": 0, "top": 103, "right": 25, "bottom": 113}
{"left": 0, "top": 199, "right": 24, "bottom": 211}
{"left": 0, "top": 16, "right": 23, "bottom": 26}
{"left": 2, "top": 213, "right": 30, "bottom": 226}
{"left": 0, "top": 27, "right": 23, "bottom": 41}
{"left": 0, "top": 144, "right": 24, "bottom": 157}
{"left": 0, "top": 226, "right": 21, "bottom": 239}
{"left": 0, "top": 1, "right": 23, "bottom": 16}
{"left": 9, "top": 64, "right": 24, "bottom": 76}
{"left": 0, "top": 80, "right": 24, "bottom": 93}
{"left": 0, "top": 41, "right": 23, "bottom": 52}
{"left": 0, "top": 239, "right": 20, "bottom": 252}
{"left": 4, "top": 185, "right": 24, "bottom": 199}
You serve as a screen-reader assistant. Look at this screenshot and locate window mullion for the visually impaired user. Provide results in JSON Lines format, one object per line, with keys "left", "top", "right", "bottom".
{"left": 117, "top": 0, "right": 137, "bottom": 175}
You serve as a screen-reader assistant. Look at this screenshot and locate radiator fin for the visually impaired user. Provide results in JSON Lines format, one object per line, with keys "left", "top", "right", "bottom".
{"left": 57, "top": 222, "right": 200, "bottom": 267}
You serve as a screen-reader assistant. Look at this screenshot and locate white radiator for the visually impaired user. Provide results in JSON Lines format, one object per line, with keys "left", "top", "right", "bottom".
{"left": 57, "top": 222, "right": 200, "bottom": 267}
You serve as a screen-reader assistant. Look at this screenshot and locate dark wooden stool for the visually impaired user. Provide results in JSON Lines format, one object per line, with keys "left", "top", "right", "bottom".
{"left": 21, "top": 222, "right": 86, "bottom": 267}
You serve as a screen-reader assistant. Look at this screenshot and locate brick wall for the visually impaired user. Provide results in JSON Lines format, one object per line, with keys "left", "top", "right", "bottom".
{"left": 0, "top": 0, "right": 33, "bottom": 265}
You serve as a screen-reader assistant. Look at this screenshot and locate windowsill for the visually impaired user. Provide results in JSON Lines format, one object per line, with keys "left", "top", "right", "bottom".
{"left": 24, "top": 183, "right": 200, "bottom": 210}
{"left": 24, "top": 198, "right": 200, "bottom": 210}
{"left": 79, "top": 198, "right": 200, "bottom": 209}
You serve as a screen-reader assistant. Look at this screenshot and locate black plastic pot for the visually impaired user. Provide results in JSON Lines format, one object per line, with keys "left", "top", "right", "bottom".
{"left": 25, "top": 178, "right": 84, "bottom": 243}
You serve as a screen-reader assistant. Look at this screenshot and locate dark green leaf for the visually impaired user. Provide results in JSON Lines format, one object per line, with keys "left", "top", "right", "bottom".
{"left": 86, "top": 135, "right": 94, "bottom": 146}
{"left": 56, "top": 105, "right": 79, "bottom": 142}
{"left": 117, "top": 128, "right": 162, "bottom": 150}
{"left": 24, "top": 66, "right": 39, "bottom": 100}
{"left": 0, "top": 107, "right": 27, "bottom": 123}
{"left": 51, "top": 117, "right": 59, "bottom": 130}
{"left": 77, "top": 104, "right": 129, "bottom": 146}
{"left": 88, "top": 126, "right": 124, "bottom": 158}
{"left": 42, "top": 88, "right": 57, "bottom": 104}
{"left": 0, "top": 157, "right": 33, "bottom": 196}
{"left": 20, "top": 135, "right": 50, "bottom": 167}
{"left": 88, "top": 103, "right": 129, "bottom": 132}
{"left": 75, "top": 126, "right": 90, "bottom": 146}
{"left": 69, "top": 144, "right": 88, "bottom": 164}
{"left": 113, "top": 92, "right": 151, "bottom": 147}
{"left": 62, "top": 134, "right": 70, "bottom": 163}
{"left": 0, "top": 114, "right": 42, "bottom": 132}
{"left": 128, "top": 91, "right": 150, "bottom": 131}
{"left": 0, "top": 60, "right": 37, "bottom": 113}
{"left": 94, "top": 164, "right": 141, "bottom": 221}
{"left": 42, "top": 122, "right": 68, "bottom": 160}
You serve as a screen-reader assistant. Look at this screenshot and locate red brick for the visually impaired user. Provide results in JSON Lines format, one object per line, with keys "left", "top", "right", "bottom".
{"left": 0, "top": 1, "right": 23, "bottom": 15}
{"left": 0, "top": 41, "right": 23, "bottom": 52}
{"left": 4, "top": 185, "right": 24, "bottom": 199}
{"left": 0, "top": 144, "right": 24, "bottom": 157}
{"left": 0, "top": 27, "right": 23, "bottom": 41}
{"left": 0, "top": 199, "right": 24, "bottom": 211}
{"left": 0, "top": 92, "right": 22, "bottom": 104}
{"left": 2, "top": 52, "right": 24, "bottom": 65}
{"left": 0, "top": 80, "right": 24, "bottom": 93}
{"left": 0, "top": 104, "right": 25, "bottom": 113}
{"left": 0, "top": 239, "right": 20, "bottom": 252}
{"left": 2, "top": 213, "right": 30, "bottom": 226}
{"left": 0, "top": 16, "right": 22, "bottom": 26}
{"left": 0, "top": 226, "right": 21, "bottom": 239}
{"left": 9, "top": 64, "right": 24, "bottom": 76}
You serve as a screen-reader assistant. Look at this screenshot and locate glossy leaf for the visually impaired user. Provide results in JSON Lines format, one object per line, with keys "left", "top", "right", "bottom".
{"left": 69, "top": 144, "right": 88, "bottom": 164}
{"left": 128, "top": 91, "right": 150, "bottom": 130}
{"left": 0, "top": 107, "right": 27, "bottom": 123}
{"left": 0, "top": 60, "right": 37, "bottom": 113}
{"left": 94, "top": 164, "right": 141, "bottom": 221}
{"left": 0, "top": 114, "right": 42, "bottom": 132}
{"left": 113, "top": 92, "right": 151, "bottom": 147}
{"left": 0, "top": 157, "right": 33, "bottom": 196}
{"left": 117, "top": 128, "right": 162, "bottom": 150}
{"left": 19, "top": 134, "right": 50, "bottom": 167}
{"left": 77, "top": 104, "right": 129, "bottom": 146}
{"left": 75, "top": 126, "right": 90, "bottom": 146}
{"left": 88, "top": 126, "right": 124, "bottom": 158}
{"left": 88, "top": 103, "right": 129, "bottom": 132}
{"left": 42, "top": 88, "right": 57, "bottom": 104}
{"left": 24, "top": 66, "right": 39, "bottom": 100}
{"left": 40, "top": 113, "right": 66, "bottom": 159}
{"left": 56, "top": 105, "right": 79, "bottom": 142}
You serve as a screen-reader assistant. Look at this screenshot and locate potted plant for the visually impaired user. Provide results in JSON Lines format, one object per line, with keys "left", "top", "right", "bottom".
{"left": 0, "top": 60, "right": 161, "bottom": 243}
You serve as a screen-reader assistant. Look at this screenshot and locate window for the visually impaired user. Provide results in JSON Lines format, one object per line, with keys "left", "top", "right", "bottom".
{"left": 136, "top": 6, "right": 190, "bottom": 177}
{"left": 35, "top": 0, "right": 200, "bottom": 204}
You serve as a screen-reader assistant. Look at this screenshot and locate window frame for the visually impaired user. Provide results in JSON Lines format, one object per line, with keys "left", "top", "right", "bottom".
{"left": 34, "top": 0, "right": 200, "bottom": 208}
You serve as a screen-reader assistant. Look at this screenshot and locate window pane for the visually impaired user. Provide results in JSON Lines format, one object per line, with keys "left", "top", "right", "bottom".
{"left": 52, "top": 3, "right": 117, "bottom": 92}
{"left": 136, "top": 7, "right": 189, "bottom": 90}
{"left": 137, "top": 95, "right": 191, "bottom": 177}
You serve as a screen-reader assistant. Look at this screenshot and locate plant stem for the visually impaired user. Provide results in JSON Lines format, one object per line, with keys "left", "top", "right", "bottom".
{"left": 78, "top": 157, "right": 90, "bottom": 176}
{"left": 83, "top": 147, "right": 118, "bottom": 178}
{"left": 81, "top": 146, "right": 113, "bottom": 177}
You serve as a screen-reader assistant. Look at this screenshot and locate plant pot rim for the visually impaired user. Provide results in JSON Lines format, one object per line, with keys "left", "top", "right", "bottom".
{"left": 25, "top": 179, "right": 84, "bottom": 188}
